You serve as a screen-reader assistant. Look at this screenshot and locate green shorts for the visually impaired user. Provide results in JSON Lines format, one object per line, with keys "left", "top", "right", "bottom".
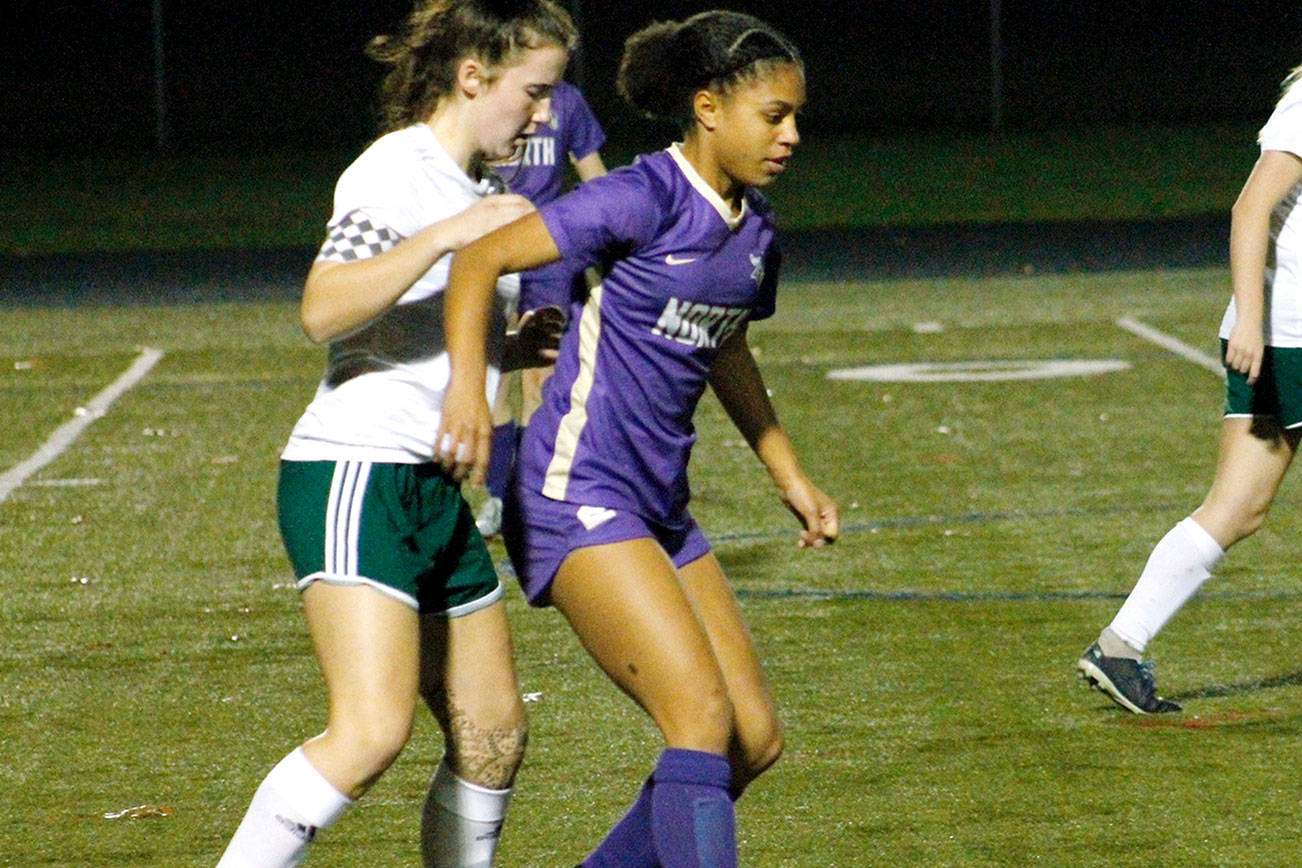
{"left": 1222, "top": 341, "right": 1302, "bottom": 429}
{"left": 277, "top": 460, "right": 502, "bottom": 616}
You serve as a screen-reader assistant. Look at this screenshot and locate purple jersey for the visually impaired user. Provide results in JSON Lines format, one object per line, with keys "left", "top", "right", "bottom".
{"left": 517, "top": 145, "right": 781, "bottom": 526}
{"left": 496, "top": 81, "right": 606, "bottom": 206}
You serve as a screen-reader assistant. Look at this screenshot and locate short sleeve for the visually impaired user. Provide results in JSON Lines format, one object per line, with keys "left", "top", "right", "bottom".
{"left": 538, "top": 166, "right": 664, "bottom": 268}
{"left": 562, "top": 87, "right": 607, "bottom": 162}
{"left": 1259, "top": 88, "right": 1302, "bottom": 157}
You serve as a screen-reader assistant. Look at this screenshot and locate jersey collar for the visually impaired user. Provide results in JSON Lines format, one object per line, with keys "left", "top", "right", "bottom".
{"left": 667, "top": 143, "right": 747, "bottom": 230}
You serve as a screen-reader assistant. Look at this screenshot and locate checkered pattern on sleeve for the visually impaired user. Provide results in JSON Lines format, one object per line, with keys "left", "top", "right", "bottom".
{"left": 316, "top": 210, "right": 403, "bottom": 262}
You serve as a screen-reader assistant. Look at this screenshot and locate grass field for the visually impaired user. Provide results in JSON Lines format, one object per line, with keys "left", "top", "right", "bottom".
{"left": 1, "top": 264, "right": 1299, "bottom": 866}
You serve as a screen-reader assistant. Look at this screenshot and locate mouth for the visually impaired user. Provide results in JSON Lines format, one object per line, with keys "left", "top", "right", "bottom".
{"left": 764, "top": 155, "right": 791, "bottom": 174}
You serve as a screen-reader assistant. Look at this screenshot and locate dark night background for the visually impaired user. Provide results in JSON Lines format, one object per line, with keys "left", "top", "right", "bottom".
{"left": 7, "top": 1, "right": 1302, "bottom": 151}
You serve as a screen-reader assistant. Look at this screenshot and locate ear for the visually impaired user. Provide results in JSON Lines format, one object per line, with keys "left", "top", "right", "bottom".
{"left": 456, "top": 57, "right": 488, "bottom": 98}
{"left": 692, "top": 89, "right": 721, "bottom": 132}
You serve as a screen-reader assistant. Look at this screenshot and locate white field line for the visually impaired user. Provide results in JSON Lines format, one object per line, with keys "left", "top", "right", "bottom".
{"left": 0, "top": 347, "right": 165, "bottom": 504}
{"left": 1115, "top": 316, "right": 1224, "bottom": 379}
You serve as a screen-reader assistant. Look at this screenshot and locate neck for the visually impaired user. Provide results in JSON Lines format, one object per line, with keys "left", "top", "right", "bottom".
{"left": 677, "top": 137, "right": 742, "bottom": 210}
{"left": 425, "top": 102, "right": 477, "bottom": 174}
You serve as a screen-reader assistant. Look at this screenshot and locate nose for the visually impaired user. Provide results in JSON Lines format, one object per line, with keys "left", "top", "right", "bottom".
{"left": 780, "top": 115, "right": 800, "bottom": 148}
{"left": 532, "top": 96, "right": 553, "bottom": 127}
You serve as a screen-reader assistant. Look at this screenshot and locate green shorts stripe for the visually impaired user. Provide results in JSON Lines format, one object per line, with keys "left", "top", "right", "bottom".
{"left": 1222, "top": 341, "right": 1302, "bottom": 429}
{"left": 277, "top": 460, "right": 502, "bottom": 616}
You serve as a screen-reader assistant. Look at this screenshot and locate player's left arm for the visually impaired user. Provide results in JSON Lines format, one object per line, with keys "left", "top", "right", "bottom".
{"left": 709, "top": 325, "right": 839, "bottom": 547}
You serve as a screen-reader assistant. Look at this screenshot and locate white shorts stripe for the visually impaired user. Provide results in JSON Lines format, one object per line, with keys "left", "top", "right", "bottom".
{"left": 324, "top": 460, "right": 371, "bottom": 576}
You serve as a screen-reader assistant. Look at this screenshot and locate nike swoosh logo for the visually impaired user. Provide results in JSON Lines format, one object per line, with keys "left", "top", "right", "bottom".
{"left": 665, "top": 254, "right": 697, "bottom": 265}
{"left": 576, "top": 505, "right": 618, "bottom": 530}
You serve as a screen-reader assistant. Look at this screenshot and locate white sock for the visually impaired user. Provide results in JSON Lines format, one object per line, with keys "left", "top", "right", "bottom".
{"left": 1108, "top": 517, "right": 1225, "bottom": 654}
{"left": 421, "top": 760, "right": 512, "bottom": 868}
{"left": 216, "top": 747, "right": 352, "bottom": 868}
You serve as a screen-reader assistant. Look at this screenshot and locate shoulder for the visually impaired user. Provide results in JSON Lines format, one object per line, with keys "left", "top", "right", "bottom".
{"left": 335, "top": 128, "right": 428, "bottom": 197}
{"left": 1260, "top": 85, "right": 1302, "bottom": 150}
{"left": 575, "top": 153, "right": 672, "bottom": 208}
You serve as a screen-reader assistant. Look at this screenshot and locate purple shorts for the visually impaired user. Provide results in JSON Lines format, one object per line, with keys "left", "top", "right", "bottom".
{"left": 503, "top": 485, "right": 712, "bottom": 607}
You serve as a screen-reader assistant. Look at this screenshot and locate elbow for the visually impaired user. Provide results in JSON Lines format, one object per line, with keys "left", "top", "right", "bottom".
{"left": 299, "top": 303, "right": 336, "bottom": 344}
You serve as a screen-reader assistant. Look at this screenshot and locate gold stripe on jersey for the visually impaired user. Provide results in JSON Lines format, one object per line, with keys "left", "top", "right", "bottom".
{"left": 543, "top": 273, "right": 604, "bottom": 500}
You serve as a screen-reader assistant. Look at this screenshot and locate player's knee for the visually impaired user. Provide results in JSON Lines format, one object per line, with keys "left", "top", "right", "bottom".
{"left": 660, "top": 680, "right": 735, "bottom": 751}
{"left": 334, "top": 709, "right": 414, "bottom": 781}
{"left": 732, "top": 712, "right": 784, "bottom": 794}
{"left": 444, "top": 698, "right": 528, "bottom": 790}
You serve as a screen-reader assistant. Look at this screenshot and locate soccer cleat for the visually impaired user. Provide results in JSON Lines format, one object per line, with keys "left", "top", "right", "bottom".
{"left": 475, "top": 496, "right": 504, "bottom": 539}
{"left": 1076, "top": 642, "right": 1181, "bottom": 714}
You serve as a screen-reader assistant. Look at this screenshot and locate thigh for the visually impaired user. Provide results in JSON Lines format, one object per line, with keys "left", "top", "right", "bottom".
{"left": 1197, "top": 416, "right": 1299, "bottom": 538}
{"left": 551, "top": 538, "right": 731, "bottom": 752}
{"left": 302, "top": 581, "right": 421, "bottom": 725}
{"left": 676, "top": 553, "right": 781, "bottom": 758}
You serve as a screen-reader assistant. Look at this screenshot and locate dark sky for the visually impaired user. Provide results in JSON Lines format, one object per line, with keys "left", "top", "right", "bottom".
{"left": 8, "top": 1, "right": 1302, "bottom": 150}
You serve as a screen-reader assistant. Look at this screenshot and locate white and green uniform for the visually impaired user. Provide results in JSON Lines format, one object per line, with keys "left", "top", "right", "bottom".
{"left": 285, "top": 123, "right": 519, "bottom": 461}
{"left": 279, "top": 123, "right": 518, "bottom": 613}
{"left": 1219, "top": 82, "right": 1302, "bottom": 427}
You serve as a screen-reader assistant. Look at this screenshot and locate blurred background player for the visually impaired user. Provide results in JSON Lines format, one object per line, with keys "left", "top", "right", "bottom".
{"left": 214, "top": 2, "right": 573, "bottom": 865}
{"left": 477, "top": 78, "right": 608, "bottom": 538}
{"left": 1078, "top": 62, "right": 1302, "bottom": 714}
{"left": 438, "top": 11, "right": 838, "bottom": 866}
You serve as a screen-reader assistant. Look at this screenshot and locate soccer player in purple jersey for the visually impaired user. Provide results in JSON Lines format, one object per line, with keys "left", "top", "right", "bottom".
{"left": 438, "top": 11, "right": 839, "bottom": 867}
{"left": 478, "top": 80, "right": 608, "bottom": 538}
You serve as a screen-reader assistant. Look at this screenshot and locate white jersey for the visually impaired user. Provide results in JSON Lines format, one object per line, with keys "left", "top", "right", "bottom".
{"left": 1220, "top": 83, "right": 1302, "bottom": 347}
{"left": 282, "top": 124, "right": 520, "bottom": 463}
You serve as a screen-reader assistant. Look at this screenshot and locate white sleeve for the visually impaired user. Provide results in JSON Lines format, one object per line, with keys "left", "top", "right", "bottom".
{"left": 1258, "top": 89, "right": 1302, "bottom": 157}
{"left": 316, "top": 140, "right": 423, "bottom": 262}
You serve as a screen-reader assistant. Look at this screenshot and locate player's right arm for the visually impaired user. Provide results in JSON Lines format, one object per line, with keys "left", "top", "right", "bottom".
{"left": 300, "top": 194, "right": 535, "bottom": 343}
{"left": 1227, "top": 149, "right": 1302, "bottom": 382}
{"left": 439, "top": 212, "right": 563, "bottom": 482}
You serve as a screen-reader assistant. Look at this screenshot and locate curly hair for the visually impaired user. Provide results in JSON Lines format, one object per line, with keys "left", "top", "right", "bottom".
{"left": 367, "top": 0, "right": 577, "bottom": 133}
{"left": 617, "top": 10, "right": 802, "bottom": 130}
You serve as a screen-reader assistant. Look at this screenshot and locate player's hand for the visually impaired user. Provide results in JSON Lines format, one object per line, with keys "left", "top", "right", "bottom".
{"left": 435, "top": 375, "right": 493, "bottom": 485}
{"left": 1225, "top": 320, "right": 1265, "bottom": 384}
{"left": 504, "top": 305, "right": 567, "bottom": 371}
{"left": 449, "top": 194, "right": 536, "bottom": 249}
{"left": 779, "top": 475, "right": 840, "bottom": 548}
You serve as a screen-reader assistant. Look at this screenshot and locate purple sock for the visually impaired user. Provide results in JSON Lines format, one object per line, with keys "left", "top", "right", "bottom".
{"left": 484, "top": 422, "right": 518, "bottom": 499}
{"left": 581, "top": 778, "right": 656, "bottom": 867}
{"left": 650, "top": 749, "right": 736, "bottom": 868}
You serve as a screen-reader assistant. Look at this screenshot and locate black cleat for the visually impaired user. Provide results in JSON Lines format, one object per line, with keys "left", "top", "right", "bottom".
{"left": 1077, "top": 642, "right": 1181, "bottom": 714}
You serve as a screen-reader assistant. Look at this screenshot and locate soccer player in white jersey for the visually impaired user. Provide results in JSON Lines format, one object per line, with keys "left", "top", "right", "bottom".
{"left": 1078, "top": 63, "right": 1302, "bottom": 714}
{"left": 439, "top": 11, "right": 839, "bottom": 866}
{"left": 214, "top": 2, "right": 574, "bottom": 866}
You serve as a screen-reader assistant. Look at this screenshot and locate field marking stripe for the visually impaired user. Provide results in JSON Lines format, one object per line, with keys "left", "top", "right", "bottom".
{"left": 733, "top": 587, "right": 1302, "bottom": 603}
{"left": 709, "top": 500, "right": 1178, "bottom": 545}
{"left": 0, "top": 347, "right": 165, "bottom": 504}
{"left": 1116, "top": 316, "right": 1224, "bottom": 378}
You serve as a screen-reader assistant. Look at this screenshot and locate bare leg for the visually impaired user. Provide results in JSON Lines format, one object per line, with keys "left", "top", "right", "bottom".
{"left": 300, "top": 582, "right": 421, "bottom": 797}
{"left": 216, "top": 583, "right": 418, "bottom": 867}
{"left": 418, "top": 600, "right": 527, "bottom": 867}
{"left": 676, "top": 552, "right": 783, "bottom": 795}
{"left": 552, "top": 539, "right": 733, "bottom": 752}
{"left": 1192, "top": 416, "right": 1299, "bottom": 547}
{"left": 554, "top": 539, "right": 738, "bottom": 867}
